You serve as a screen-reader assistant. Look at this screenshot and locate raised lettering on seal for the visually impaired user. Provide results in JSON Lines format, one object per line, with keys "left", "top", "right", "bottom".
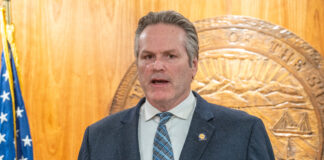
{"left": 306, "top": 74, "right": 324, "bottom": 98}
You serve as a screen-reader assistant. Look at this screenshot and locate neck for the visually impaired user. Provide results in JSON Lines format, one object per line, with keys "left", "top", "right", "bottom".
{"left": 154, "top": 104, "right": 175, "bottom": 112}
{"left": 148, "top": 91, "right": 191, "bottom": 112}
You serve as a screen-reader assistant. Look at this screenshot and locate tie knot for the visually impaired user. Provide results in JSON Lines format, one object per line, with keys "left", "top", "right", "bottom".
{"left": 158, "top": 112, "right": 173, "bottom": 125}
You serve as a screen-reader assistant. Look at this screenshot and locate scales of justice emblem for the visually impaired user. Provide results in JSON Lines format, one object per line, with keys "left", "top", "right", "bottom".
{"left": 111, "top": 16, "right": 324, "bottom": 160}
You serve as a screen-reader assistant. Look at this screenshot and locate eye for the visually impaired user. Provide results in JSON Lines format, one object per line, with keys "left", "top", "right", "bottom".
{"left": 143, "top": 54, "right": 154, "bottom": 60}
{"left": 167, "top": 54, "right": 176, "bottom": 59}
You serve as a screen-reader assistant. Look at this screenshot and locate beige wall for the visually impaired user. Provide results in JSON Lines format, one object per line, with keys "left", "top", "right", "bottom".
{"left": 4, "top": 0, "right": 324, "bottom": 159}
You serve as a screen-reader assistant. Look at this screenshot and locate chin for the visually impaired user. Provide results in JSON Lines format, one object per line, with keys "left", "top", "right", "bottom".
{"left": 147, "top": 91, "right": 173, "bottom": 103}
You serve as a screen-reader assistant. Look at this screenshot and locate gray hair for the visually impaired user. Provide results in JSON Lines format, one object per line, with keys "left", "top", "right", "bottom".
{"left": 134, "top": 10, "right": 199, "bottom": 67}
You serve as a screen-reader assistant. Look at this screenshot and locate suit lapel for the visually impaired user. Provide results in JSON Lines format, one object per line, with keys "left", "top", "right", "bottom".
{"left": 117, "top": 99, "right": 145, "bottom": 160}
{"left": 179, "top": 93, "right": 216, "bottom": 160}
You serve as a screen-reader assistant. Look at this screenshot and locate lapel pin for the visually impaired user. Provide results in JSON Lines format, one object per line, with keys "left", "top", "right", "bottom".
{"left": 198, "top": 133, "right": 207, "bottom": 141}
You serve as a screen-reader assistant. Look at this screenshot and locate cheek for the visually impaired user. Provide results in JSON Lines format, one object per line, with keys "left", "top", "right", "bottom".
{"left": 137, "top": 64, "right": 151, "bottom": 81}
{"left": 138, "top": 62, "right": 152, "bottom": 71}
{"left": 173, "top": 67, "right": 193, "bottom": 81}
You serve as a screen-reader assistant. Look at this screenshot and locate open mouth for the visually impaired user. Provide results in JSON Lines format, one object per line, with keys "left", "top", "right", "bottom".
{"left": 151, "top": 79, "right": 169, "bottom": 84}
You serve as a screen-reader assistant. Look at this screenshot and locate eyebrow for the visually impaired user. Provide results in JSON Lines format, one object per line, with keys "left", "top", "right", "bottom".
{"left": 141, "top": 49, "right": 177, "bottom": 55}
{"left": 163, "top": 49, "right": 177, "bottom": 54}
{"left": 140, "top": 50, "right": 155, "bottom": 55}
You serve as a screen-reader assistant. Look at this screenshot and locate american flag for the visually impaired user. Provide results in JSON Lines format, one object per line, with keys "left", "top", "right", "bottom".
{"left": 0, "top": 8, "right": 34, "bottom": 160}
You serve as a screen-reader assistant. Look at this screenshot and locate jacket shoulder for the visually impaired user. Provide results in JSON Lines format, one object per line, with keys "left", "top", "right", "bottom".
{"left": 194, "top": 91, "right": 258, "bottom": 122}
{"left": 194, "top": 92, "right": 261, "bottom": 127}
{"left": 89, "top": 106, "right": 138, "bottom": 133}
{"left": 209, "top": 103, "right": 259, "bottom": 121}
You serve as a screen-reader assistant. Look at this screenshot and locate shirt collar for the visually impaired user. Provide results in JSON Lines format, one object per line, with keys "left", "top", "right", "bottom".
{"left": 143, "top": 91, "right": 196, "bottom": 121}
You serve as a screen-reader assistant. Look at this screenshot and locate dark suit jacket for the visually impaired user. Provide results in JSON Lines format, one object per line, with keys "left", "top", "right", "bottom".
{"left": 78, "top": 92, "right": 274, "bottom": 160}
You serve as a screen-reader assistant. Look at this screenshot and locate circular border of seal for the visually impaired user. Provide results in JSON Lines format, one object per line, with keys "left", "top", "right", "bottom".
{"left": 110, "top": 15, "right": 324, "bottom": 159}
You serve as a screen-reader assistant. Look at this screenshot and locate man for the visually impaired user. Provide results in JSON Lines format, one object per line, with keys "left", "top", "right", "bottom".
{"left": 78, "top": 11, "right": 274, "bottom": 160}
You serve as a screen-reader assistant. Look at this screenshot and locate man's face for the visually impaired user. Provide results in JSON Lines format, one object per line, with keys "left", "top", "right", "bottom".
{"left": 137, "top": 23, "right": 198, "bottom": 110}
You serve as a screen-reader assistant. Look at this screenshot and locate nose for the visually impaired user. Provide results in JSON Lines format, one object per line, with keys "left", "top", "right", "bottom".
{"left": 152, "top": 59, "right": 165, "bottom": 72}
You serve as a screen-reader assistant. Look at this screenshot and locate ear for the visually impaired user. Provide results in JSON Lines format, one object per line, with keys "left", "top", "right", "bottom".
{"left": 191, "top": 58, "right": 198, "bottom": 79}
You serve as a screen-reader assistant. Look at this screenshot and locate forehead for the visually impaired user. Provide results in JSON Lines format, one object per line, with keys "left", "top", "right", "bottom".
{"left": 141, "top": 23, "right": 185, "bottom": 36}
{"left": 138, "top": 23, "right": 186, "bottom": 52}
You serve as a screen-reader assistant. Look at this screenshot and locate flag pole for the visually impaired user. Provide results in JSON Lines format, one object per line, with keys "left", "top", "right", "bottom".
{"left": 2, "top": 0, "right": 22, "bottom": 86}
{"left": 0, "top": 6, "right": 18, "bottom": 159}
{"left": 1, "top": 0, "right": 17, "bottom": 157}
{"left": 3, "top": 0, "right": 10, "bottom": 24}
{"left": 0, "top": 2, "right": 34, "bottom": 159}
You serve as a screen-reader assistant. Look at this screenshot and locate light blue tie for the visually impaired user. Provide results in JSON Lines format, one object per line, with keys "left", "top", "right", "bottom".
{"left": 153, "top": 112, "right": 174, "bottom": 160}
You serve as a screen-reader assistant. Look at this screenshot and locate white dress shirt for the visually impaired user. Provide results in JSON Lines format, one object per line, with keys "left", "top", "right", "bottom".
{"left": 138, "top": 91, "right": 196, "bottom": 160}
